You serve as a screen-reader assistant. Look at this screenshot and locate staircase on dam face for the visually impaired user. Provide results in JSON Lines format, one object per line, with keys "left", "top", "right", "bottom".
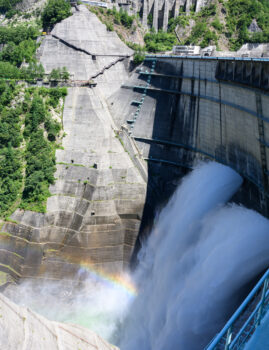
{"left": 127, "top": 58, "right": 157, "bottom": 134}
{"left": 205, "top": 268, "right": 269, "bottom": 350}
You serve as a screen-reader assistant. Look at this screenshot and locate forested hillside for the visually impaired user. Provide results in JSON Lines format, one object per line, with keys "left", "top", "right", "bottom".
{"left": 0, "top": 0, "right": 71, "bottom": 218}
{"left": 170, "top": 0, "right": 269, "bottom": 50}
{"left": 0, "top": 0, "right": 22, "bottom": 16}
{"left": 90, "top": 0, "right": 269, "bottom": 53}
{"left": 0, "top": 84, "right": 66, "bottom": 217}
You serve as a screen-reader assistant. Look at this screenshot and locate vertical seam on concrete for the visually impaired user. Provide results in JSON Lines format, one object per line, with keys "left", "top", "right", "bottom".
{"left": 256, "top": 92, "right": 269, "bottom": 214}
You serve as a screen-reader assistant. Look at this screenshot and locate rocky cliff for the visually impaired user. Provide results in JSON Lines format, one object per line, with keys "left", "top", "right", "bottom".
{"left": 16, "top": 0, "right": 46, "bottom": 11}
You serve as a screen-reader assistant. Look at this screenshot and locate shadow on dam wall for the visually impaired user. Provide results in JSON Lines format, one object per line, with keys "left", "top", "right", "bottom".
{"left": 118, "top": 57, "right": 269, "bottom": 263}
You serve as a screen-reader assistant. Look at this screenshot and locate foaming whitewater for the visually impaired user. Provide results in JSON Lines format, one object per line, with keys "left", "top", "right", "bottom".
{"left": 119, "top": 162, "right": 269, "bottom": 350}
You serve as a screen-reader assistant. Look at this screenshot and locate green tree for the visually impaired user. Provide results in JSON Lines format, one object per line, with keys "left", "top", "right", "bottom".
{"left": 23, "top": 62, "right": 45, "bottom": 80}
{"left": 147, "top": 13, "right": 153, "bottom": 27}
{"left": 49, "top": 68, "right": 61, "bottom": 81}
{"left": 0, "top": 25, "right": 39, "bottom": 45}
{"left": 0, "top": 42, "right": 23, "bottom": 66}
{"left": 144, "top": 31, "right": 177, "bottom": 52}
{"left": 0, "top": 146, "right": 23, "bottom": 215}
{"left": 42, "top": 0, "right": 72, "bottom": 29}
{"left": 61, "top": 66, "right": 70, "bottom": 81}
{"left": 133, "top": 51, "right": 145, "bottom": 65}
{"left": 24, "top": 95, "right": 46, "bottom": 137}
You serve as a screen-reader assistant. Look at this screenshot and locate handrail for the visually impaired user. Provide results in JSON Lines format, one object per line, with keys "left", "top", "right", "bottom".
{"left": 229, "top": 297, "right": 263, "bottom": 348}
{"left": 206, "top": 268, "right": 269, "bottom": 350}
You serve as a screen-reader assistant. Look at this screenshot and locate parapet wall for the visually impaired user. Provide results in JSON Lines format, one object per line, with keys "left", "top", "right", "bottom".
{"left": 109, "top": 56, "right": 269, "bottom": 233}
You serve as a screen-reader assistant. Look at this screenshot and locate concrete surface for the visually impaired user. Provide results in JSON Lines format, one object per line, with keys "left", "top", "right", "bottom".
{"left": 39, "top": 5, "right": 133, "bottom": 82}
{"left": 0, "top": 292, "right": 117, "bottom": 350}
{"left": 0, "top": 6, "right": 146, "bottom": 282}
{"left": 108, "top": 56, "right": 269, "bottom": 235}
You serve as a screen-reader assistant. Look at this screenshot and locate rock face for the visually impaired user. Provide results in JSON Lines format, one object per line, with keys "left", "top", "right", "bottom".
{"left": 237, "top": 43, "right": 269, "bottom": 57}
{"left": 16, "top": 0, "right": 46, "bottom": 11}
{"left": 0, "top": 293, "right": 117, "bottom": 350}
{"left": 248, "top": 19, "right": 262, "bottom": 33}
{"left": 0, "top": 6, "right": 146, "bottom": 282}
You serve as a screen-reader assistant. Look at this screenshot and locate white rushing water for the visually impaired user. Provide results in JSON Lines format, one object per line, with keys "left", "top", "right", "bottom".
{"left": 119, "top": 161, "right": 269, "bottom": 350}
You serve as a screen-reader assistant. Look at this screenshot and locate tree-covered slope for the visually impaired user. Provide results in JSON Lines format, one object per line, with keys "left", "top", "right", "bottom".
{"left": 0, "top": 0, "right": 23, "bottom": 15}
{"left": 171, "top": 0, "right": 269, "bottom": 50}
{"left": 0, "top": 0, "right": 71, "bottom": 218}
{"left": 0, "top": 83, "right": 67, "bottom": 217}
{"left": 89, "top": 0, "right": 269, "bottom": 54}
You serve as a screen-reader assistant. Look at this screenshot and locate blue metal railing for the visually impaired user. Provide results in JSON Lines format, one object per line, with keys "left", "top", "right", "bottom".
{"left": 206, "top": 268, "right": 269, "bottom": 350}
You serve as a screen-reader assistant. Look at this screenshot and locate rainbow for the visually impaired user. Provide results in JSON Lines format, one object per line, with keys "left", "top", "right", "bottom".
{"left": 0, "top": 233, "right": 138, "bottom": 297}
{"left": 79, "top": 260, "right": 138, "bottom": 297}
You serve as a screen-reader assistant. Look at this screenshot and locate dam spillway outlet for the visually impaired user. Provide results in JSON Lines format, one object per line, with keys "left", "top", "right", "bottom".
{"left": 119, "top": 162, "right": 269, "bottom": 350}
{"left": 3, "top": 162, "right": 269, "bottom": 350}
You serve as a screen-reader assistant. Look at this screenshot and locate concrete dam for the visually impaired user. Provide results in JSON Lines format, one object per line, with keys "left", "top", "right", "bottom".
{"left": 1, "top": 5, "right": 269, "bottom": 349}
{"left": 111, "top": 55, "right": 269, "bottom": 238}
{"left": 1, "top": 3, "right": 269, "bottom": 282}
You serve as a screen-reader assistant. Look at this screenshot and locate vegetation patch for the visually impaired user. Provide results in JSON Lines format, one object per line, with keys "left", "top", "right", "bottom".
{"left": 0, "top": 23, "right": 45, "bottom": 80}
{"left": 0, "top": 84, "right": 67, "bottom": 217}
{"left": 89, "top": 6, "right": 135, "bottom": 30}
{"left": 42, "top": 0, "right": 72, "bottom": 29}
{"left": 0, "top": 1, "right": 71, "bottom": 218}
{"left": 133, "top": 51, "right": 145, "bottom": 64}
{"left": 144, "top": 31, "right": 177, "bottom": 52}
{"left": 225, "top": 0, "right": 269, "bottom": 50}
{"left": 20, "top": 87, "right": 67, "bottom": 213}
{"left": 0, "top": 0, "right": 22, "bottom": 15}
{"left": 168, "top": 1, "right": 269, "bottom": 51}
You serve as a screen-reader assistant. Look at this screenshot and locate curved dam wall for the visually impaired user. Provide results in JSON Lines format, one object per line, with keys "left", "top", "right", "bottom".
{"left": 109, "top": 56, "right": 269, "bottom": 239}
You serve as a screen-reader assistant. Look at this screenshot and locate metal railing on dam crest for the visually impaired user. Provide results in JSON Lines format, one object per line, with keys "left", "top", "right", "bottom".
{"left": 205, "top": 268, "right": 269, "bottom": 350}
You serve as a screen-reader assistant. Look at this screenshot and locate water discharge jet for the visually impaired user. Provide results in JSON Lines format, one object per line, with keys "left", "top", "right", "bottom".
{"left": 119, "top": 162, "right": 269, "bottom": 350}
{"left": 3, "top": 162, "right": 269, "bottom": 350}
